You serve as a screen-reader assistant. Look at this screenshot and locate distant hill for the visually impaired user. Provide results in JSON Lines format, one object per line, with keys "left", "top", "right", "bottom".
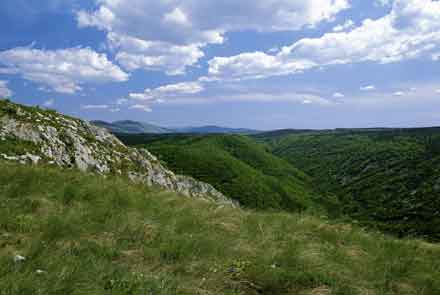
{"left": 92, "top": 120, "right": 260, "bottom": 135}
{"left": 118, "top": 133, "right": 323, "bottom": 212}
{"left": 91, "top": 120, "right": 173, "bottom": 134}
{"left": 175, "top": 125, "right": 261, "bottom": 135}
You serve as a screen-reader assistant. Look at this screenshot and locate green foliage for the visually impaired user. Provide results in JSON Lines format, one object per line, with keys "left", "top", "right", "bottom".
{"left": 0, "top": 162, "right": 439, "bottom": 294}
{"left": 257, "top": 128, "right": 440, "bottom": 240}
{"left": 119, "top": 134, "right": 319, "bottom": 212}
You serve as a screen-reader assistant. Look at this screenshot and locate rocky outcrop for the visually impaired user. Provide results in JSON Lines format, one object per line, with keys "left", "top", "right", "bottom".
{"left": 0, "top": 99, "right": 236, "bottom": 207}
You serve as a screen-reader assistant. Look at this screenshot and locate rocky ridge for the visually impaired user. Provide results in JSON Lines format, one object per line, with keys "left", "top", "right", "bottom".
{"left": 0, "top": 99, "right": 235, "bottom": 206}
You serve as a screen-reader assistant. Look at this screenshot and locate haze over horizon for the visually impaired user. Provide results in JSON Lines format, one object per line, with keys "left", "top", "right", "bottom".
{"left": 1, "top": 0, "right": 440, "bottom": 130}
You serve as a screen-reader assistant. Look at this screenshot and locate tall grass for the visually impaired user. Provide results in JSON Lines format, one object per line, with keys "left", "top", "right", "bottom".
{"left": 0, "top": 162, "right": 439, "bottom": 294}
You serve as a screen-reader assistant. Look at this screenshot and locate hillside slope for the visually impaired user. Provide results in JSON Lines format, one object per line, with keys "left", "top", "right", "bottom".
{"left": 1, "top": 162, "right": 439, "bottom": 294}
{"left": 118, "top": 134, "right": 323, "bottom": 212}
{"left": 257, "top": 129, "right": 440, "bottom": 240}
{"left": 0, "top": 99, "right": 233, "bottom": 206}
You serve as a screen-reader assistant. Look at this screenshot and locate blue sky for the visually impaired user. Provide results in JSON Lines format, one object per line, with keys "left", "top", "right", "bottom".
{"left": 1, "top": 0, "right": 440, "bottom": 130}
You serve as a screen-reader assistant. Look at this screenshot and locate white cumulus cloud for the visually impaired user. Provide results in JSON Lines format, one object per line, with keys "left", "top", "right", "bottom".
{"left": 0, "top": 46, "right": 129, "bottom": 94}
{"left": 207, "top": 0, "right": 440, "bottom": 80}
{"left": 156, "top": 81, "right": 204, "bottom": 94}
{"left": 129, "top": 104, "right": 152, "bottom": 112}
{"left": 375, "top": 0, "right": 393, "bottom": 6}
{"left": 332, "top": 19, "right": 355, "bottom": 32}
{"left": 333, "top": 92, "right": 345, "bottom": 98}
{"left": 77, "top": 0, "right": 350, "bottom": 75}
{"left": 107, "top": 33, "right": 204, "bottom": 75}
{"left": 81, "top": 104, "right": 110, "bottom": 110}
{"left": 130, "top": 81, "right": 204, "bottom": 101}
{"left": 360, "top": 85, "right": 376, "bottom": 91}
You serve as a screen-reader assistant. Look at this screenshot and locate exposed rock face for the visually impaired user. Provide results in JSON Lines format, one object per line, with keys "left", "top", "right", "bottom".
{"left": 0, "top": 100, "right": 236, "bottom": 207}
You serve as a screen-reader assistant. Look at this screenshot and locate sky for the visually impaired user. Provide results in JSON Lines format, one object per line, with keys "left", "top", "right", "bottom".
{"left": 1, "top": 0, "right": 440, "bottom": 130}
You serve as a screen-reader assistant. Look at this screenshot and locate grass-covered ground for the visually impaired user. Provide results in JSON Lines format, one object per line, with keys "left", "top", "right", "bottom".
{"left": 117, "top": 134, "right": 320, "bottom": 212}
{"left": 1, "top": 162, "right": 440, "bottom": 294}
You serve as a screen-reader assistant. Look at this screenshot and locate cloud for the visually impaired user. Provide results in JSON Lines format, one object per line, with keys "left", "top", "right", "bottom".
{"left": 436, "top": 89, "right": 440, "bottom": 94}
{"left": 332, "top": 19, "right": 355, "bottom": 32}
{"left": 148, "top": 91, "right": 331, "bottom": 106}
{"left": 207, "top": 0, "right": 440, "bottom": 80}
{"left": 128, "top": 81, "right": 204, "bottom": 111}
{"left": 81, "top": 104, "right": 109, "bottom": 110}
{"left": 360, "top": 85, "right": 376, "bottom": 91}
{"left": 129, "top": 91, "right": 155, "bottom": 101}
{"left": 341, "top": 83, "right": 440, "bottom": 108}
{"left": 126, "top": 80, "right": 334, "bottom": 112}
{"left": 81, "top": 103, "right": 123, "bottom": 112}
{"left": 0, "top": 80, "right": 13, "bottom": 97}
{"left": 208, "top": 51, "right": 317, "bottom": 80}
{"left": 333, "top": 92, "right": 345, "bottom": 98}
{"left": 0, "top": 46, "right": 129, "bottom": 94}
{"left": 129, "top": 104, "right": 152, "bottom": 112}
{"left": 43, "top": 98, "right": 55, "bottom": 107}
{"left": 115, "top": 98, "right": 128, "bottom": 105}
{"left": 129, "top": 81, "right": 204, "bottom": 101}
{"left": 219, "top": 92, "right": 331, "bottom": 105}
{"left": 375, "top": 0, "right": 393, "bottom": 6}
{"left": 107, "top": 32, "right": 204, "bottom": 75}
{"left": 156, "top": 81, "right": 204, "bottom": 94}
{"left": 268, "top": 47, "right": 280, "bottom": 53}
{"left": 77, "top": 0, "right": 350, "bottom": 75}
{"left": 78, "top": 0, "right": 350, "bottom": 43}
{"left": 163, "top": 7, "right": 190, "bottom": 26}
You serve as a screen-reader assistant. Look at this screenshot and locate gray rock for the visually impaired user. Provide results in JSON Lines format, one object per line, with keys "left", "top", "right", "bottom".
{"left": 0, "top": 101, "right": 237, "bottom": 207}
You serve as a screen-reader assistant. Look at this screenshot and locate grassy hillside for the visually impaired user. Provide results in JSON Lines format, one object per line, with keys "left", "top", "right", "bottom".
{"left": 1, "top": 162, "right": 440, "bottom": 294}
{"left": 117, "top": 134, "right": 322, "bottom": 212}
{"left": 256, "top": 129, "right": 440, "bottom": 240}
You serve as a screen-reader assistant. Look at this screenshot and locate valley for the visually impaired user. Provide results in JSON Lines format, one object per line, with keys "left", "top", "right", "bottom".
{"left": 1, "top": 100, "right": 440, "bottom": 294}
{"left": 117, "top": 128, "right": 440, "bottom": 241}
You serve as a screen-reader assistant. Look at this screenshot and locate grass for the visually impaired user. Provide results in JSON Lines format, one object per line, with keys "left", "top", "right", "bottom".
{"left": 0, "top": 162, "right": 439, "bottom": 294}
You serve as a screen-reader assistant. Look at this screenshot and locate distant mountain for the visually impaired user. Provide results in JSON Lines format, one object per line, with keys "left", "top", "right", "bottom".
{"left": 175, "top": 125, "right": 261, "bottom": 134}
{"left": 91, "top": 120, "right": 173, "bottom": 134}
{"left": 92, "top": 120, "right": 261, "bottom": 135}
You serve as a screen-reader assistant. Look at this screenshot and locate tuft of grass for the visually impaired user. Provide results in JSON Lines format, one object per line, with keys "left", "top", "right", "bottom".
{"left": 0, "top": 161, "right": 439, "bottom": 294}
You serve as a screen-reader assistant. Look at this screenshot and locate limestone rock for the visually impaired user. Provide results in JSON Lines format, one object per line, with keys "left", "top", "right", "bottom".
{"left": 0, "top": 100, "right": 236, "bottom": 207}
